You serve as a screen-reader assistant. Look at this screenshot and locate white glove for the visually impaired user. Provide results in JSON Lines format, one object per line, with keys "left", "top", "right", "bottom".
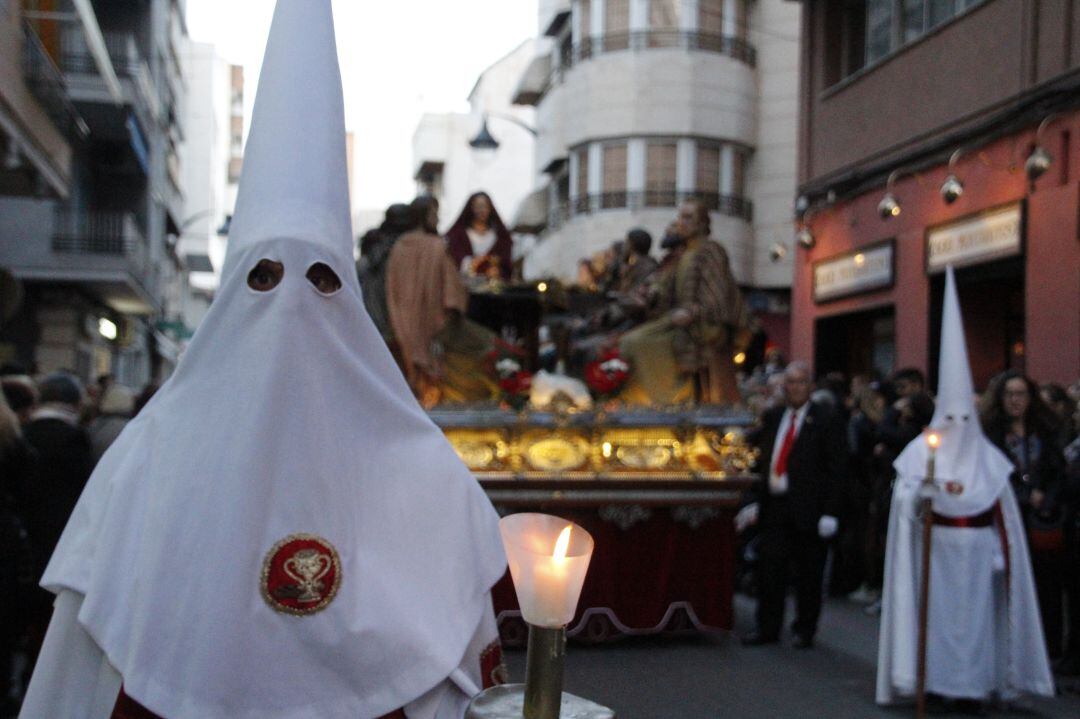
{"left": 818, "top": 515, "right": 838, "bottom": 539}
{"left": 734, "top": 503, "right": 759, "bottom": 533}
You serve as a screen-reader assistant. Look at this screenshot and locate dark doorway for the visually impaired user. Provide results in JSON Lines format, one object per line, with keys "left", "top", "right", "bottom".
{"left": 814, "top": 305, "right": 896, "bottom": 381}
{"left": 928, "top": 258, "right": 1024, "bottom": 392}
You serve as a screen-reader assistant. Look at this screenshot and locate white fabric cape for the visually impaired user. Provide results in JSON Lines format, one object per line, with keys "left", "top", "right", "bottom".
{"left": 20, "top": 590, "right": 499, "bottom": 719}
{"left": 26, "top": 238, "right": 506, "bottom": 719}
{"left": 21, "top": 2, "right": 506, "bottom": 715}
{"left": 876, "top": 468, "right": 1055, "bottom": 703}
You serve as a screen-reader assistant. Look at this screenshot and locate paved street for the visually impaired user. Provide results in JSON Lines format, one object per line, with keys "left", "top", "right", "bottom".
{"left": 504, "top": 595, "right": 1080, "bottom": 718}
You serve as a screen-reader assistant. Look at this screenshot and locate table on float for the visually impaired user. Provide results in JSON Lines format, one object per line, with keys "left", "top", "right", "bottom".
{"left": 430, "top": 407, "right": 759, "bottom": 644}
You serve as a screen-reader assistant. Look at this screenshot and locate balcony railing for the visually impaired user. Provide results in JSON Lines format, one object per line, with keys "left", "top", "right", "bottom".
{"left": 52, "top": 210, "right": 148, "bottom": 266}
{"left": 570, "top": 191, "right": 753, "bottom": 222}
{"left": 22, "top": 21, "right": 89, "bottom": 140}
{"left": 575, "top": 31, "right": 756, "bottom": 67}
{"left": 548, "top": 201, "right": 572, "bottom": 232}
{"left": 59, "top": 29, "right": 161, "bottom": 128}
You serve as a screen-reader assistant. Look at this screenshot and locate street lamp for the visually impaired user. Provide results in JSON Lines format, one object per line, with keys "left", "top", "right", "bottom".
{"left": 940, "top": 149, "right": 964, "bottom": 205}
{"left": 1025, "top": 114, "right": 1057, "bottom": 183}
{"left": 468, "top": 112, "right": 539, "bottom": 151}
{"left": 469, "top": 118, "right": 500, "bottom": 150}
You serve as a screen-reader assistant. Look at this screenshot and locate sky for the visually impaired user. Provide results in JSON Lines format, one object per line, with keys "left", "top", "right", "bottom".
{"left": 185, "top": 0, "right": 538, "bottom": 213}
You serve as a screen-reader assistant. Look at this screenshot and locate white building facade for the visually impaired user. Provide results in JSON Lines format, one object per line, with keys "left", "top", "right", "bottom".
{"left": 177, "top": 42, "right": 241, "bottom": 332}
{"left": 412, "top": 40, "right": 537, "bottom": 237}
{"left": 519, "top": 0, "right": 800, "bottom": 305}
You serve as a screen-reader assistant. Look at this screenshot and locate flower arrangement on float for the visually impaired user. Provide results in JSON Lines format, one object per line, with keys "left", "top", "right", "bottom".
{"left": 486, "top": 341, "right": 533, "bottom": 410}
{"left": 584, "top": 349, "right": 630, "bottom": 401}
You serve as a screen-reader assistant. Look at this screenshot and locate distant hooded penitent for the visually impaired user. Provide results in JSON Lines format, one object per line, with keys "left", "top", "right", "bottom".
{"left": 876, "top": 266, "right": 1054, "bottom": 704}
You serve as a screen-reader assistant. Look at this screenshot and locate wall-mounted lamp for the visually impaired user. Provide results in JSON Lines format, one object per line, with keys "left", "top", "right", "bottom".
{"left": 98, "top": 317, "right": 118, "bottom": 341}
{"left": 796, "top": 225, "right": 815, "bottom": 249}
{"left": 1025, "top": 115, "right": 1057, "bottom": 182}
{"left": 940, "top": 149, "right": 964, "bottom": 204}
{"left": 796, "top": 206, "right": 816, "bottom": 249}
{"left": 878, "top": 171, "right": 901, "bottom": 220}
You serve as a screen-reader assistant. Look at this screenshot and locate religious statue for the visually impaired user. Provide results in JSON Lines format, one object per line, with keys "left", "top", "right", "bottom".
{"left": 444, "top": 192, "right": 515, "bottom": 282}
{"left": 386, "top": 195, "right": 499, "bottom": 407}
{"left": 619, "top": 199, "right": 750, "bottom": 406}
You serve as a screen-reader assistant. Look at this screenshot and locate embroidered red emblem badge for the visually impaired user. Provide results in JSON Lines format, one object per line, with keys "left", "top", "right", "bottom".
{"left": 261, "top": 534, "right": 342, "bottom": 616}
{"left": 945, "top": 481, "right": 964, "bottom": 496}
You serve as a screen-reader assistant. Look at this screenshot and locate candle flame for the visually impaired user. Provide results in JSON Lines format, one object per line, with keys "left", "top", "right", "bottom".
{"left": 553, "top": 525, "right": 572, "bottom": 561}
{"left": 927, "top": 433, "right": 940, "bottom": 449}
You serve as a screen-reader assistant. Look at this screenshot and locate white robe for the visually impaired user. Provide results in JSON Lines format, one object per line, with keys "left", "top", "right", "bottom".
{"left": 20, "top": 590, "right": 500, "bottom": 719}
{"left": 876, "top": 481, "right": 1055, "bottom": 703}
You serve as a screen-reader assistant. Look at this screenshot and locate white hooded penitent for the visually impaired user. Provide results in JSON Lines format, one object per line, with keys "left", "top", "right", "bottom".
{"left": 20, "top": 2, "right": 506, "bottom": 717}
{"left": 876, "top": 266, "right": 1053, "bottom": 704}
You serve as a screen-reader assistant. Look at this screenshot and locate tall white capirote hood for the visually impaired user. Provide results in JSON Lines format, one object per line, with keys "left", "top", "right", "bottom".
{"left": 38, "top": 2, "right": 506, "bottom": 718}
{"left": 223, "top": 0, "right": 353, "bottom": 278}
{"left": 894, "top": 266, "right": 1013, "bottom": 516}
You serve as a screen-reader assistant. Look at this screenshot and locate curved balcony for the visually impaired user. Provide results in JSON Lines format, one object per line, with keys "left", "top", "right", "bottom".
{"left": 574, "top": 191, "right": 752, "bottom": 222}
{"left": 558, "top": 48, "right": 756, "bottom": 148}
{"left": 575, "top": 30, "right": 756, "bottom": 67}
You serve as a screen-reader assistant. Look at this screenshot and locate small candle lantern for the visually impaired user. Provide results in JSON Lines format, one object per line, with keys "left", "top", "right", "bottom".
{"left": 467, "top": 513, "right": 613, "bottom": 719}
{"left": 919, "top": 432, "right": 941, "bottom": 500}
{"left": 501, "top": 514, "right": 593, "bottom": 630}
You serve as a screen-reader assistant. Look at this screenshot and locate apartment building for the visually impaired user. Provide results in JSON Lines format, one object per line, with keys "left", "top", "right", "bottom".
{"left": 0, "top": 0, "right": 188, "bottom": 386}
{"left": 518, "top": 0, "right": 802, "bottom": 350}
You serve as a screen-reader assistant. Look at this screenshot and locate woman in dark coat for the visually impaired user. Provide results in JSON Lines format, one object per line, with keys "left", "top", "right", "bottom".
{"left": 982, "top": 370, "right": 1068, "bottom": 659}
{"left": 443, "top": 191, "right": 514, "bottom": 281}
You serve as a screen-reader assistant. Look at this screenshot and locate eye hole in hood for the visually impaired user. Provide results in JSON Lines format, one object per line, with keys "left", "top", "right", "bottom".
{"left": 306, "top": 262, "right": 342, "bottom": 295}
{"left": 248, "top": 259, "right": 284, "bottom": 292}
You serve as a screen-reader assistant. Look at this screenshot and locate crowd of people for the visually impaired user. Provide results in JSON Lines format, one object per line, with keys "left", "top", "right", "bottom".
{"left": 735, "top": 359, "right": 1080, "bottom": 680}
{"left": 0, "top": 368, "right": 158, "bottom": 713}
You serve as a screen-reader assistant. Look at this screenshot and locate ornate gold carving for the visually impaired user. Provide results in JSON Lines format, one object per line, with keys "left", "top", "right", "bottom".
{"left": 523, "top": 436, "right": 591, "bottom": 472}
{"left": 615, "top": 444, "right": 674, "bottom": 470}
{"left": 445, "top": 430, "right": 510, "bottom": 471}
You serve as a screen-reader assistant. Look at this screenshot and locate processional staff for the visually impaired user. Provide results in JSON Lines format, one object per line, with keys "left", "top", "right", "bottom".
{"left": 915, "top": 431, "right": 940, "bottom": 719}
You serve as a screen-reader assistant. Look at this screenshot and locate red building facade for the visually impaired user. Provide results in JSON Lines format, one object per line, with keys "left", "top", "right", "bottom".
{"left": 791, "top": 0, "right": 1080, "bottom": 388}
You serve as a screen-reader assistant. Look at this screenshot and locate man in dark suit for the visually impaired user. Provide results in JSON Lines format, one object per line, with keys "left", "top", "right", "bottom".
{"left": 740, "top": 361, "right": 844, "bottom": 648}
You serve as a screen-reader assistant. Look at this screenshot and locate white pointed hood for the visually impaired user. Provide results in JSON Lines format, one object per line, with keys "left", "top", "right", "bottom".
{"left": 894, "top": 266, "right": 1012, "bottom": 516}
{"left": 39, "top": 2, "right": 506, "bottom": 717}
{"left": 223, "top": 0, "right": 353, "bottom": 278}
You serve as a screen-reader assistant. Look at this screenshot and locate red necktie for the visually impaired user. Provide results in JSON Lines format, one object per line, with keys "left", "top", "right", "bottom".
{"left": 775, "top": 413, "right": 799, "bottom": 477}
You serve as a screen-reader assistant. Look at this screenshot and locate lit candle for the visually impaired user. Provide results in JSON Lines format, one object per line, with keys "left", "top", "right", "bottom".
{"left": 531, "top": 526, "right": 573, "bottom": 627}
{"left": 926, "top": 432, "right": 940, "bottom": 483}
{"left": 500, "top": 514, "right": 593, "bottom": 629}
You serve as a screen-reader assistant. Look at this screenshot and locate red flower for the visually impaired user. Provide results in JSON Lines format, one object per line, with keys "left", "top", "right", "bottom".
{"left": 584, "top": 349, "right": 630, "bottom": 397}
{"left": 499, "top": 371, "right": 532, "bottom": 396}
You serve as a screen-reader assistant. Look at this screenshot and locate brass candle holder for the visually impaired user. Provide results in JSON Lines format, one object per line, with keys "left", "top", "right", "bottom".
{"left": 466, "top": 514, "right": 614, "bottom": 719}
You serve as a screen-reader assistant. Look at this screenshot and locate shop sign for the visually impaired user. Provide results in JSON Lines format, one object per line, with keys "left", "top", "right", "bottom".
{"left": 813, "top": 240, "right": 894, "bottom": 303}
{"left": 926, "top": 203, "right": 1022, "bottom": 274}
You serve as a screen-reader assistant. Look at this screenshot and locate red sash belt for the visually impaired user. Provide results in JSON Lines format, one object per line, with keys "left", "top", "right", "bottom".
{"left": 931, "top": 508, "right": 995, "bottom": 528}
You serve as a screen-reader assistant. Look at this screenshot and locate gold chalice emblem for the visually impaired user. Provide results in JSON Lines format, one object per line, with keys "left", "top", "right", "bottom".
{"left": 283, "top": 548, "right": 332, "bottom": 603}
